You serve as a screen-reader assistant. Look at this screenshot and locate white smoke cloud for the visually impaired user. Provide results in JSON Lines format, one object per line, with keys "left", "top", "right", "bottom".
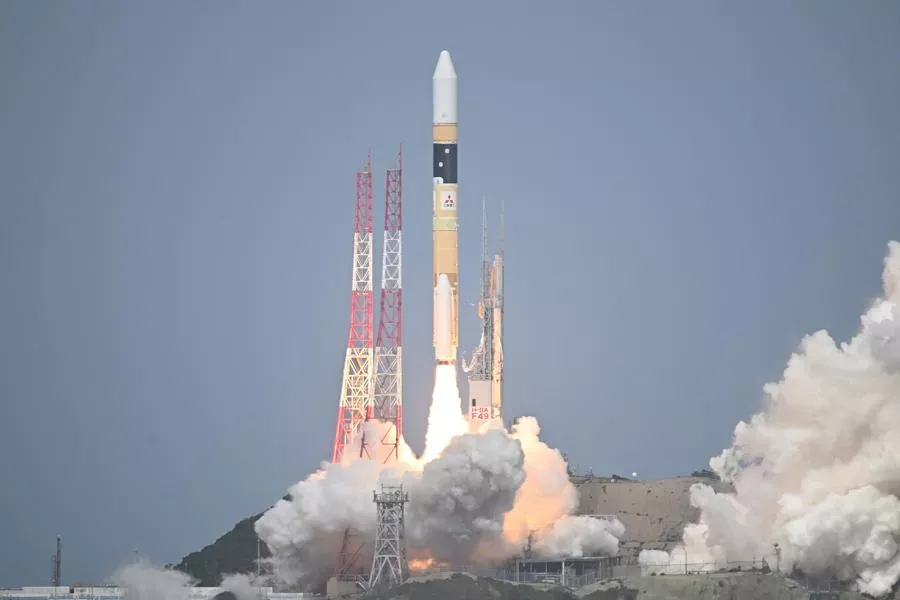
{"left": 533, "top": 515, "right": 625, "bottom": 559}
{"left": 110, "top": 560, "right": 264, "bottom": 600}
{"left": 256, "top": 375, "right": 624, "bottom": 590}
{"left": 256, "top": 427, "right": 530, "bottom": 587}
{"left": 220, "top": 574, "right": 265, "bottom": 600}
{"left": 501, "top": 417, "right": 626, "bottom": 560}
{"left": 406, "top": 429, "right": 526, "bottom": 563}
{"left": 641, "top": 240, "right": 900, "bottom": 597}
{"left": 110, "top": 562, "right": 194, "bottom": 600}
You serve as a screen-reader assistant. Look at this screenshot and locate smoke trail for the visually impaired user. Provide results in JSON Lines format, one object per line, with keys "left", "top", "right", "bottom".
{"left": 641, "top": 241, "right": 900, "bottom": 597}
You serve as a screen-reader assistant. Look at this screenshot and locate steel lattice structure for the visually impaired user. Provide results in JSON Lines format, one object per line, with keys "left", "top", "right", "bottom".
{"left": 367, "top": 484, "right": 409, "bottom": 590}
{"left": 333, "top": 153, "right": 376, "bottom": 583}
{"left": 373, "top": 149, "right": 403, "bottom": 462}
{"left": 332, "top": 152, "right": 375, "bottom": 465}
{"left": 463, "top": 198, "right": 493, "bottom": 382}
{"left": 464, "top": 198, "right": 504, "bottom": 424}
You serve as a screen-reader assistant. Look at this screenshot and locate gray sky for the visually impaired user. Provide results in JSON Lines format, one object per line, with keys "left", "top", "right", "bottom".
{"left": 2, "top": 0, "right": 899, "bottom": 587}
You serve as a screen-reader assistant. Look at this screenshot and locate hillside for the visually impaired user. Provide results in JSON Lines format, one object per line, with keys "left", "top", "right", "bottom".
{"left": 172, "top": 512, "right": 270, "bottom": 586}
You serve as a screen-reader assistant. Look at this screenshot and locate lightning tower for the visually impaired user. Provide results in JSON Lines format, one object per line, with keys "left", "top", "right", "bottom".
{"left": 332, "top": 154, "right": 376, "bottom": 584}
{"left": 373, "top": 149, "right": 403, "bottom": 462}
{"left": 332, "top": 153, "right": 375, "bottom": 464}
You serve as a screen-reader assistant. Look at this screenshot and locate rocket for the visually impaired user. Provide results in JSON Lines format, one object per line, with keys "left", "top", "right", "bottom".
{"left": 433, "top": 50, "right": 459, "bottom": 365}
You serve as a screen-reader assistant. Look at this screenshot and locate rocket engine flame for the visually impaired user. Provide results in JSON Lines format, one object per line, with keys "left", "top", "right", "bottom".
{"left": 422, "top": 364, "right": 468, "bottom": 463}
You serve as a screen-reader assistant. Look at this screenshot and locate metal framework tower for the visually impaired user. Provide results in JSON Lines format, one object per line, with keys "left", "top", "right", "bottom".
{"left": 373, "top": 149, "right": 403, "bottom": 462}
{"left": 51, "top": 535, "right": 61, "bottom": 587}
{"left": 367, "top": 484, "right": 409, "bottom": 590}
{"left": 463, "top": 199, "right": 493, "bottom": 421}
{"left": 490, "top": 200, "right": 504, "bottom": 420}
{"left": 464, "top": 199, "right": 504, "bottom": 425}
{"left": 332, "top": 152, "right": 375, "bottom": 465}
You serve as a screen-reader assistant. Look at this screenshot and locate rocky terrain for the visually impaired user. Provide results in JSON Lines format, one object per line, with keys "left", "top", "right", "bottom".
{"left": 572, "top": 474, "right": 732, "bottom": 559}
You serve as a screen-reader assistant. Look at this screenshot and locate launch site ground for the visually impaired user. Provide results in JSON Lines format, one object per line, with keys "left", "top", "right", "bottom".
{"left": 177, "top": 475, "right": 730, "bottom": 583}
{"left": 175, "top": 473, "right": 872, "bottom": 600}
{"left": 368, "top": 571, "right": 872, "bottom": 600}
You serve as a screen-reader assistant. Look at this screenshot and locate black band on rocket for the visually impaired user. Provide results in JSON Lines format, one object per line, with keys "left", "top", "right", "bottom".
{"left": 433, "top": 144, "right": 458, "bottom": 184}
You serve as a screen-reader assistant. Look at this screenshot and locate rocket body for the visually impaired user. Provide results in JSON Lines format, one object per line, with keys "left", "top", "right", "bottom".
{"left": 433, "top": 50, "right": 459, "bottom": 365}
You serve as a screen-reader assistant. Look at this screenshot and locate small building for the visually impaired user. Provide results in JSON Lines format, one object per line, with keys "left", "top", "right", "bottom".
{"left": 503, "top": 556, "right": 622, "bottom": 587}
{"left": 0, "top": 587, "right": 316, "bottom": 600}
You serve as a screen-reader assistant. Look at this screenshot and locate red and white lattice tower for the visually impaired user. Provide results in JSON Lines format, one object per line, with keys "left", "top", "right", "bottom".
{"left": 373, "top": 148, "right": 403, "bottom": 462}
{"left": 332, "top": 152, "right": 375, "bottom": 465}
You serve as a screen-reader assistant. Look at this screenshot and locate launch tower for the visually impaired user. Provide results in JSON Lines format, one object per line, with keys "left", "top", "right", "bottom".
{"left": 464, "top": 200, "right": 504, "bottom": 426}
{"left": 332, "top": 154, "right": 376, "bottom": 584}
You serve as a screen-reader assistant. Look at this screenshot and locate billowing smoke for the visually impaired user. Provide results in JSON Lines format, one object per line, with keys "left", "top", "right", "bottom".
{"left": 503, "top": 417, "right": 625, "bottom": 559}
{"left": 110, "top": 561, "right": 194, "bottom": 600}
{"left": 534, "top": 515, "right": 625, "bottom": 558}
{"left": 640, "top": 241, "right": 900, "bottom": 597}
{"left": 109, "top": 560, "right": 264, "bottom": 600}
{"left": 256, "top": 367, "right": 624, "bottom": 589}
{"left": 406, "top": 428, "right": 525, "bottom": 563}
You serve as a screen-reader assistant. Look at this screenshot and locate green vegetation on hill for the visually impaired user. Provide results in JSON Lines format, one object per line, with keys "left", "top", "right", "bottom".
{"left": 171, "top": 512, "right": 269, "bottom": 586}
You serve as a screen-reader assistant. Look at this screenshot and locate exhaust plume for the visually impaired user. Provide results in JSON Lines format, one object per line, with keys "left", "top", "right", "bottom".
{"left": 406, "top": 428, "right": 525, "bottom": 563}
{"left": 257, "top": 363, "right": 623, "bottom": 589}
{"left": 640, "top": 241, "right": 900, "bottom": 597}
{"left": 422, "top": 364, "right": 468, "bottom": 463}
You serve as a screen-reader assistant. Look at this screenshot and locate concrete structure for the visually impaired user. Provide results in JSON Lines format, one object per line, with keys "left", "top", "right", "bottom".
{"left": 574, "top": 475, "right": 734, "bottom": 558}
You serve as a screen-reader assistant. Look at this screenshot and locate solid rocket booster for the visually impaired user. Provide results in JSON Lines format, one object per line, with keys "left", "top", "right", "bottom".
{"left": 433, "top": 50, "right": 459, "bottom": 365}
{"left": 434, "top": 274, "right": 454, "bottom": 361}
